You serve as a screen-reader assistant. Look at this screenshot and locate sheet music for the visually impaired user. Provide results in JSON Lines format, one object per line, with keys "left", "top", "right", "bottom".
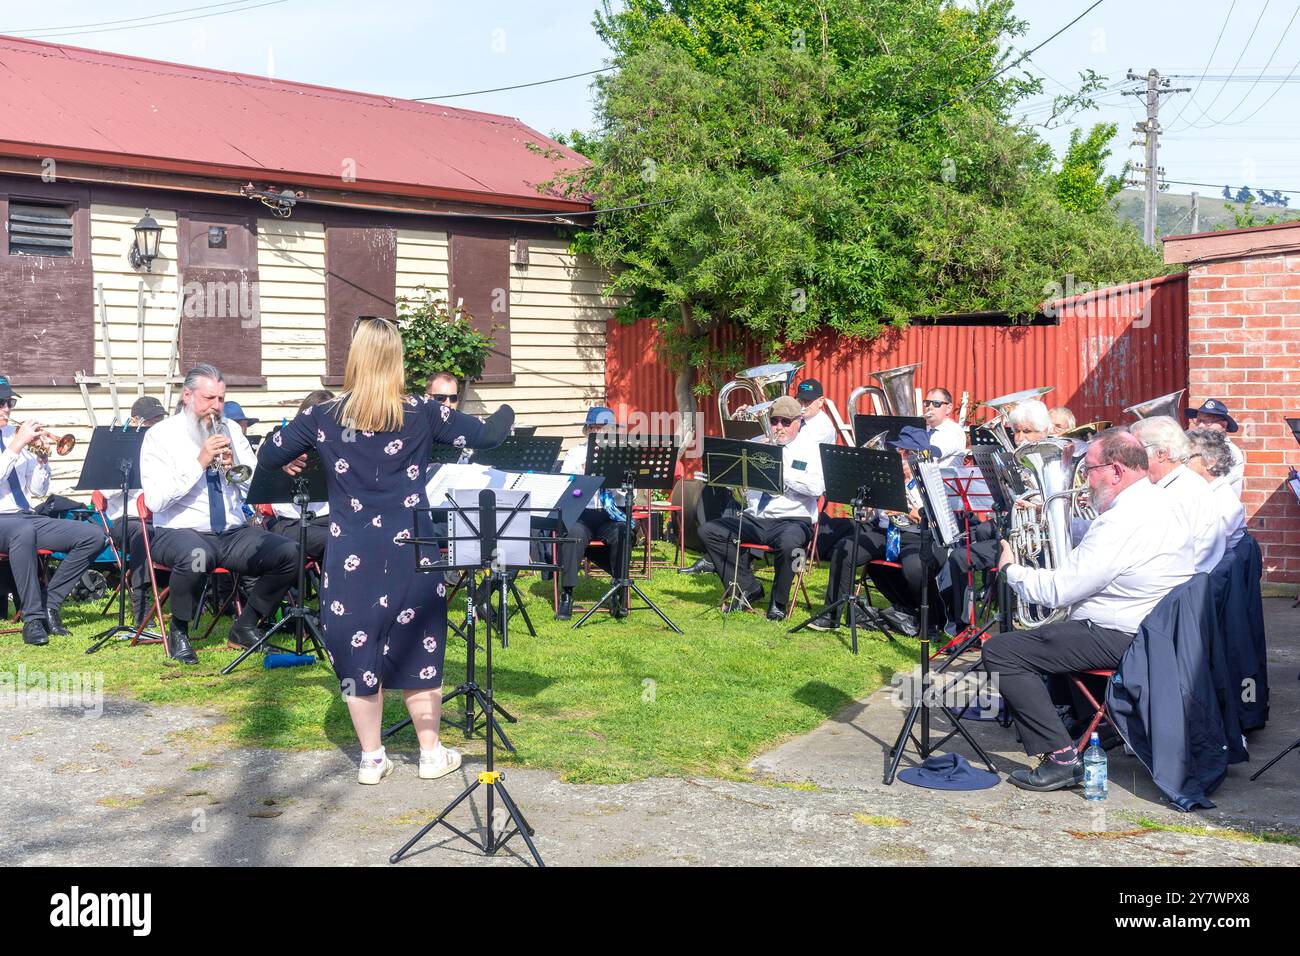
{"left": 424, "top": 463, "right": 500, "bottom": 505}
{"left": 447, "top": 488, "right": 532, "bottom": 569}
{"left": 917, "top": 461, "right": 961, "bottom": 545}
{"left": 508, "top": 471, "right": 574, "bottom": 510}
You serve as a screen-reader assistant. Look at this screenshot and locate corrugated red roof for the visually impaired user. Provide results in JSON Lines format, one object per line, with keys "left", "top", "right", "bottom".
{"left": 0, "top": 34, "right": 590, "bottom": 211}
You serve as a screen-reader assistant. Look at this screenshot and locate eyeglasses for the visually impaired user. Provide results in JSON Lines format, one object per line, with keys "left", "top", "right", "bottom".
{"left": 769, "top": 416, "right": 797, "bottom": 427}
{"left": 430, "top": 394, "right": 459, "bottom": 404}
{"left": 923, "top": 399, "right": 949, "bottom": 408}
{"left": 1077, "top": 460, "right": 1119, "bottom": 479}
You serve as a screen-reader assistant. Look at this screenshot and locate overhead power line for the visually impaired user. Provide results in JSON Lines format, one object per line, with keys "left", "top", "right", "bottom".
{"left": 415, "top": 68, "right": 614, "bottom": 102}
{"left": 6, "top": 0, "right": 289, "bottom": 40}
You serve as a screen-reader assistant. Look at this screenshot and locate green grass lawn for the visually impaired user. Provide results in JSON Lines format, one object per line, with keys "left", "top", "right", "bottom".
{"left": 1, "top": 545, "right": 919, "bottom": 784}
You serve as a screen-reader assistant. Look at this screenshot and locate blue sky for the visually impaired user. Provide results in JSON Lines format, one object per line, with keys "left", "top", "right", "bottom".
{"left": 4, "top": 1, "right": 1298, "bottom": 199}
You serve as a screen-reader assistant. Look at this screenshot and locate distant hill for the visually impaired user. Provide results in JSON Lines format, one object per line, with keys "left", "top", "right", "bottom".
{"left": 1113, "top": 189, "right": 1300, "bottom": 237}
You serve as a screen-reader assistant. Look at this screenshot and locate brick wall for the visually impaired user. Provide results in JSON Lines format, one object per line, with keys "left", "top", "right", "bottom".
{"left": 1185, "top": 252, "right": 1300, "bottom": 585}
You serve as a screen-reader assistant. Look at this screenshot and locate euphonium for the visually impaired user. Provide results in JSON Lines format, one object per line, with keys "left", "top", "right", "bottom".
{"left": 203, "top": 413, "right": 252, "bottom": 484}
{"left": 717, "top": 361, "right": 805, "bottom": 439}
{"left": 1123, "top": 389, "right": 1186, "bottom": 422}
{"left": 1007, "top": 437, "right": 1084, "bottom": 628}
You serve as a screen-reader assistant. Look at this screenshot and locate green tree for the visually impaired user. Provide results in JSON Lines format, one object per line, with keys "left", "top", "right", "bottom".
{"left": 1056, "top": 122, "right": 1126, "bottom": 213}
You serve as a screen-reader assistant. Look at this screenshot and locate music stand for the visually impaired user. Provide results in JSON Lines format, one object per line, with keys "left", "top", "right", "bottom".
{"left": 570, "top": 433, "right": 681, "bottom": 631}
{"left": 221, "top": 454, "right": 330, "bottom": 675}
{"left": 854, "top": 414, "right": 925, "bottom": 446}
{"left": 883, "top": 453, "right": 997, "bottom": 785}
{"left": 79, "top": 426, "right": 164, "bottom": 653}
{"left": 970, "top": 424, "right": 1003, "bottom": 448}
{"left": 788, "top": 446, "right": 906, "bottom": 653}
{"left": 473, "top": 435, "right": 562, "bottom": 472}
{"left": 429, "top": 444, "right": 463, "bottom": 465}
{"left": 701, "top": 436, "right": 783, "bottom": 616}
{"left": 391, "top": 490, "right": 547, "bottom": 867}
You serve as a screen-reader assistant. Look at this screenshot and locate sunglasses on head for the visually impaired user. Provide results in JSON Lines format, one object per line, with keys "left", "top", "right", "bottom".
{"left": 769, "top": 416, "right": 797, "bottom": 427}
{"left": 431, "top": 393, "right": 459, "bottom": 404}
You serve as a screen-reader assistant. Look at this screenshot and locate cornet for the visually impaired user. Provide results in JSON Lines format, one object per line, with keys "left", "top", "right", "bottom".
{"left": 202, "top": 413, "right": 252, "bottom": 484}
{"left": 13, "top": 421, "right": 76, "bottom": 457}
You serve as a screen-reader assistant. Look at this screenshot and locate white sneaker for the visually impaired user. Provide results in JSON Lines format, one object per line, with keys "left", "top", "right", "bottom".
{"left": 357, "top": 755, "right": 393, "bottom": 785}
{"left": 418, "top": 744, "right": 463, "bottom": 780}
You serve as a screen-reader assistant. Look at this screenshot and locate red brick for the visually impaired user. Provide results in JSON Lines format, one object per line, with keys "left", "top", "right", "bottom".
{"left": 1266, "top": 272, "right": 1300, "bottom": 288}
{"left": 1245, "top": 258, "right": 1285, "bottom": 274}
{"left": 1189, "top": 275, "right": 1225, "bottom": 290}
{"left": 1205, "top": 314, "right": 1245, "bottom": 327}
{"left": 1208, "top": 289, "right": 1246, "bottom": 303}
{"left": 1226, "top": 275, "right": 1261, "bottom": 289}
{"left": 1234, "top": 302, "right": 1267, "bottom": 316}
{"left": 1247, "top": 314, "right": 1288, "bottom": 326}
{"left": 1207, "top": 260, "right": 1247, "bottom": 275}
{"left": 1245, "top": 288, "right": 1284, "bottom": 302}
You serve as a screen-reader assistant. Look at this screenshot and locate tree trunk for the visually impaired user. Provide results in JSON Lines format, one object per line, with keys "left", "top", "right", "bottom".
{"left": 675, "top": 302, "right": 701, "bottom": 458}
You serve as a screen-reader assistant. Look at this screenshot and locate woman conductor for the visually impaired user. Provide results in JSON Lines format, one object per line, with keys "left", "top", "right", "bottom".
{"left": 259, "top": 317, "right": 513, "bottom": 784}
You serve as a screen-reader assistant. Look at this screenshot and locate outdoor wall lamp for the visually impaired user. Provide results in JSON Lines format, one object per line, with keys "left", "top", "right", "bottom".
{"left": 129, "top": 209, "right": 163, "bottom": 272}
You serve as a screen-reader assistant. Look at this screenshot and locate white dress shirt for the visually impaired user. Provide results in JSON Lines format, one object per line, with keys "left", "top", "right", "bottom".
{"left": 1209, "top": 475, "right": 1246, "bottom": 550}
{"left": 802, "top": 409, "right": 838, "bottom": 447}
{"left": 927, "top": 417, "right": 968, "bottom": 466}
{"left": 1005, "top": 478, "right": 1194, "bottom": 634}
{"left": 272, "top": 500, "right": 329, "bottom": 521}
{"left": 743, "top": 426, "right": 825, "bottom": 522}
{"left": 1156, "top": 465, "right": 1225, "bottom": 574}
{"left": 560, "top": 442, "right": 627, "bottom": 509}
{"left": 0, "top": 424, "right": 50, "bottom": 513}
{"left": 1225, "top": 438, "right": 1245, "bottom": 497}
{"left": 140, "top": 413, "right": 257, "bottom": 531}
{"left": 100, "top": 489, "right": 143, "bottom": 522}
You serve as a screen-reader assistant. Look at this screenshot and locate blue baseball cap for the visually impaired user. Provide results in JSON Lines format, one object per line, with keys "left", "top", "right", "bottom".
{"left": 1184, "top": 398, "right": 1238, "bottom": 433}
{"left": 796, "top": 379, "right": 823, "bottom": 403}
{"left": 581, "top": 406, "right": 616, "bottom": 428}
{"left": 0, "top": 376, "right": 19, "bottom": 401}
{"left": 223, "top": 401, "right": 259, "bottom": 426}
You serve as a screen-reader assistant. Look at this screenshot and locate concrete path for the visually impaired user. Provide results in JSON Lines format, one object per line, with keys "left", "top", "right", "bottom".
{"left": 4, "top": 601, "right": 1297, "bottom": 867}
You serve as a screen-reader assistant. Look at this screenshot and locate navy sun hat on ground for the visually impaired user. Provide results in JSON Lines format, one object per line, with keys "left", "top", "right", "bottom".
{"left": 897, "top": 752, "right": 1000, "bottom": 791}
{"left": 889, "top": 424, "right": 943, "bottom": 459}
{"left": 1184, "top": 398, "right": 1238, "bottom": 433}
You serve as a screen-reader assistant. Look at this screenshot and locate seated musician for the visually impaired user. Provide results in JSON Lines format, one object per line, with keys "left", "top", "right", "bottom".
{"left": 425, "top": 372, "right": 472, "bottom": 465}
{"left": 0, "top": 375, "right": 108, "bottom": 645}
{"left": 140, "top": 364, "right": 299, "bottom": 664}
{"left": 982, "top": 428, "right": 1194, "bottom": 792}
{"left": 1006, "top": 399, "right": 1051, "bottom": 445}
{"left": 808, "top": 427, "right": 939, "bottom": 633}
{"left": 795, "top": 378, "right": 838, "bottom": 445}
{"left": 555, "top": 406, "right": 633, "bottom": 621}
{"left": 1131, "top": 416, "right": 1225, "bottom": 573}
{"left": 922, "top": 388, "right": 967, "bottom": 466}
{"left": 700, "top": 396, "right": 825, "bottom": 620}
{"left": 1186, "top": 427, "right": 1246, "bottom": 550}
{"left": 99, "top": 395, "right": 168, "bottom": 627}
{"left": 1049, "top": 406, "right": 1076, "bottom": 436}
{"left": 1184, "top": 399, "right": 1245, "bottom": 496}
{"left": 264, "top": 390, "right": 335, "bottom": 562}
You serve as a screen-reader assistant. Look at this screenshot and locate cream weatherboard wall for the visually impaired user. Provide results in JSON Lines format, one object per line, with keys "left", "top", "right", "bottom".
{"left": 13, "top": 206, "right": 613, "bottom": 499}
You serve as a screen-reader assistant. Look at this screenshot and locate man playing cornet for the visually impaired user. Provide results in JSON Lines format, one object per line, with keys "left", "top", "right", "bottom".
{"left": 0, "top": 374, "right": 107, "bottom": 645}
{"left": 139, "top": 364, "right": 298, "bottom": 664}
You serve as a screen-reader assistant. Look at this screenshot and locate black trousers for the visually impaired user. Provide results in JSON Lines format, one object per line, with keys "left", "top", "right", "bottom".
{"left": 699, "top": 514, "right": 812, "bottom": 612}
{"left": 861, "top": 527, "right": 941, "bottom": 617}
{"left": 561, "top": 509, "right": 629, "bottom": 590}
{"left": 148, "top": 524, "right": 298, "bottom": 624}
{"left": 267, "top": 513, "right": 330, "bottom": 562}
{"left": 820, "top": 520, "right": 882, "bottom": 610}
{"left": 0, "top": 512, "right": 106, "bottom": 620}
{"left": 940, "top": 518, "right": 1001, "bottom": 629}
{"left": 981, "top": 619, "right": 1134, "bottom": 756}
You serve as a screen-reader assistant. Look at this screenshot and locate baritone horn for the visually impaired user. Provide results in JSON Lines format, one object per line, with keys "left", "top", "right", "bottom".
{"left": 717, "top": 361, "right": 805, "bottom": 439}
{"left": 202, "top": 413, "right": 252, "bottom": 483}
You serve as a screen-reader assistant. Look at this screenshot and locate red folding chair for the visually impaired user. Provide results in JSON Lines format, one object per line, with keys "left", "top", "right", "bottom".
{"left": 90, "top": 490, "right": 129, "bottom": 618}
{"left": 738, "top": 501, "right": 823, "bottom": 619}
{"left": 1068, "top": 668, "right": 1117, "bottom": 752}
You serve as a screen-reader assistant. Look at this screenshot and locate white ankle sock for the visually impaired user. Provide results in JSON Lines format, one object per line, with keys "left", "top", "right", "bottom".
{"left": 361, "top": 747, "right": 386, "bottom": 763}
{"left": 420, "top": 746, "right": 443, "bottom": 760}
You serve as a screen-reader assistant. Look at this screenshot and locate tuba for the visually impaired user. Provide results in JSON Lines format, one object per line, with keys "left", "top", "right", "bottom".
{"left": 848, "top": 362, "right": 922, "bottom": 444}
{"left": 979, "top": 386, "right": 1054, "bottom": 452}
{"left": 1007, "top": 437, "right": 1085, "bottom": 628}
{"left": 1123, "top": 389, "right": 1186, "bottom": 422}
{"left": 718, "top": 361, "right": 804, "bottom": 439}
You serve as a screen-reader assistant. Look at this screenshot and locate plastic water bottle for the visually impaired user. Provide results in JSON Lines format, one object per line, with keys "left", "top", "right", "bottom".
{"left": 1083, "top": 731, "right": 1108, "bottom": 801}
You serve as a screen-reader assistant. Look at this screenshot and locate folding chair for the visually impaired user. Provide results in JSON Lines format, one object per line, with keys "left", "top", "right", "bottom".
{"left": 739, "top": 503, "right": 823, "bottom": 619}
{"left": 1068, "top": 668, "right": 1117, "bottom": 752}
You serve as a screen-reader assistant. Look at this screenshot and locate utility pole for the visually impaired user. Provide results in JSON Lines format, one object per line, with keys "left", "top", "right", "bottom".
{"left": 1190, "top": 191, "right": 1199, "bottom": 233}
{"left": 1123, "top": 69, "right": 1190, "bottom": 247}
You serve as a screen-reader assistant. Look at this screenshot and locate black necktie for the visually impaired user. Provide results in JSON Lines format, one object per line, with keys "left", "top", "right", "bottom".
{"left": 206, "top": 470, "right": 227, "bottom": 533}
{"left": 7, "top": 469, "right": 31, "bottom": 512}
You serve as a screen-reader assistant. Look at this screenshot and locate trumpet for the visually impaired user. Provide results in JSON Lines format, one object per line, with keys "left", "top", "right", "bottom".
{"left": 13, "top": 421, "right": 76, "bottom": 457}
{"left": 202, "top": 413, "right": 253, "bottom": 484}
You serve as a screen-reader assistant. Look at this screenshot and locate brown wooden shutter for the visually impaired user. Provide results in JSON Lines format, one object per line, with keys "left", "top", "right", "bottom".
{"left": 178, "top": 213, "right": 263, "bottom": 385}
{"left": 0, "top": 186, "right": 92, "bottom": 387}
{"left": 324, "top": 226, "right": 397, "bottom": 385}
{"left": 449, "top": 230, "right": 512, "bottom": 384}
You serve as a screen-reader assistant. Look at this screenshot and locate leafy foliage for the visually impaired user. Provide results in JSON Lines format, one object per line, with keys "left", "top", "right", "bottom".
{"left": 1056, "top": 123, "right": 1127, "bottom": 213}
{"left": 396, "top": 287, "right": 495, "bottom": 392}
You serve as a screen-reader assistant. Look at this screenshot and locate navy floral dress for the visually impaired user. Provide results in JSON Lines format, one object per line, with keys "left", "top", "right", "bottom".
{"left": 258, "top": 395, "right": 504, "bottom": 696}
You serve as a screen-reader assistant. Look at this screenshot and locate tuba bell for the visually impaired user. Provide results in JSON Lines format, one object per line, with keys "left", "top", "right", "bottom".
{"left": 848, "top": 362, "right": 923, "bottom": 443}
{"left": 1123, "top": 389, "right": 1186, "bottom": 422}
{"left": 718, "top": 361, "right": 804, "bottom": 439}
{"left": 978, "top": 386, "right": 1054, "bottom": 452}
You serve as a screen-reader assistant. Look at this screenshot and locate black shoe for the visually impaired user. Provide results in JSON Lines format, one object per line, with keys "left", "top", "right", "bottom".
{"left": 806, "top": 612, "right": 840, "bottom": 632}
{"left": 22, "top": 618, "right": 49, "bottom": 646}
{"left": 227, "top": 623, "right": 266, "bottom": 651}
{"left": 880, "top": 607, "right": 919, "bottom": 637}
{"left": 1007, "top": 755, "right": 1084, "bottom": 792}
{"left": 166, "top": 624, "right": 199, "bottom": 665}
{"left": 46, "top": 606, "right": 71, "bottom": 637}
{"left": 849, "top": 605, "right": 887, "bottom": 633}
{"left": 679, "top": 557, "right": 715, "bottom": 575}
{"left": 556, "top": 591, "right": 573, "bottom": 621}
{"left": 766, "top": 605, "right": 787, "bottom": 622}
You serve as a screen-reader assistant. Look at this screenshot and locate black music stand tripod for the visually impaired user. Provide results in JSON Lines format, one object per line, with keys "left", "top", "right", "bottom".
{"left": 572, "top": 434, "right": 682, "bottom": 633}
{"left": 391, "top": 490, "right": 543, "bottom": 867}
{"left": 222, "top": 460, "right": 329, "bottom": 675}
{"left": 701, "top": 437, "right": 784, "bottom": 619}
{"left": 883, "top": 454, "right": 998, "bottom": 784}
{"left": 80, "top": 426, "right": 165, "bottom": 653}
{"left": 788, "top": 445, "right": 908, "bottom": 654}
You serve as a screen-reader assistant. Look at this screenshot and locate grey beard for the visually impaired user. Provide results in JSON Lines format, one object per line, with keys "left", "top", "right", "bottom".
{"left": 182, "top": 404, "right": 208, "bottom": 449}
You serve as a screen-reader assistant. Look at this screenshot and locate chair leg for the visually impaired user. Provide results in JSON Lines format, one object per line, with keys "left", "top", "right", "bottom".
{"left": 199, "top": 575, "right": 239, "bottom": 642}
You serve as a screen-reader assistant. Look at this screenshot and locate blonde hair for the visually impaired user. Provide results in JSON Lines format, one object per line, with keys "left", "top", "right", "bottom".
{"left": 336, "top": 318, "right": 407, "bottom": 433}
